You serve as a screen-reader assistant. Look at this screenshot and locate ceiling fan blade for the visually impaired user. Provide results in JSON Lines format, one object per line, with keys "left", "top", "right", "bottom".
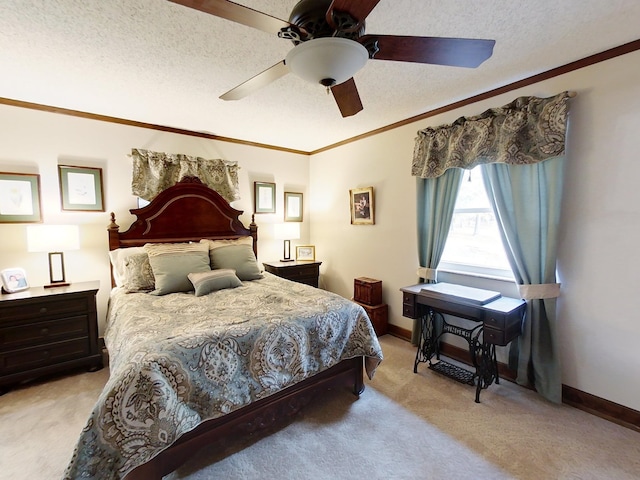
{"left": 220, "top": 61, "right": 289, "bottom": 101}
{"left": 331, "top": 78, "right": 363, "bottom": 117}
{"left": 168, "top": 0, "right": 291, "bottom": 35}
{"left": 328, "top": 0, "right": 381, "bottom": 23}
{"left": 360, "top": 35, "right": 496, "bottom": 68}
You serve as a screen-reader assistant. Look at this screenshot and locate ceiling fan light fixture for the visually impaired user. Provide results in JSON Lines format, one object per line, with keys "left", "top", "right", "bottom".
{"left": 285, "top": 37, "right": 368, "bottom": 87}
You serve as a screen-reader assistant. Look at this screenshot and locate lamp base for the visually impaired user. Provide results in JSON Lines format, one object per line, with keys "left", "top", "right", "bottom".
{"left": 279, "top": 258, "right": 295, "bottom": 263}
{"left": 44, "top": 282, "right": 70, "bottom": 289}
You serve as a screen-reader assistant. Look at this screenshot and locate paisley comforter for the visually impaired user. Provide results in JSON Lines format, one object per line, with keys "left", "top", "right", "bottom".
{"left": 64, "top": 273, "right": 383, "bottom": 479}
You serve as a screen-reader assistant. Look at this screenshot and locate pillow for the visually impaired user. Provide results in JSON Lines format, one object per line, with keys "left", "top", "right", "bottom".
{"left": 201, "top": 237, "right": 263, "bottom": 281}
{"left": 188, "top": 269, "right": 242, "bottom": 297}
{"left": 144, "top": 242, "right": 211, "bottom": 295}
{"left": 208, "top": 244, "right": 263, "bottom": 281}
{"left": 200, "top": 237, "right": 254, "bottom": 250}
{"left": 108, "top": 247, "right": 146, "bottom": 287}
{"left": 122, "top": 253, "right": 155, "bottom": 292}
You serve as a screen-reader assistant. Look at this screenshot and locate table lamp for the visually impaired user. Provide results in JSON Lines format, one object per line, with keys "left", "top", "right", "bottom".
{"left": 274, "top": 223, "right": 300, "bottom": 262}
{"left": 27, "top": 225, "right": 80, "bottom": 288}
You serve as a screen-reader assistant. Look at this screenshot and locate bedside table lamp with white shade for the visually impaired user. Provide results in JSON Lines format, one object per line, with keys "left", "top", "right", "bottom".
{"left": 27, "top": 224, "right": 80, "bottom": 288}
{"left": 274, "top": 223, "right": 300, "bottom": 262}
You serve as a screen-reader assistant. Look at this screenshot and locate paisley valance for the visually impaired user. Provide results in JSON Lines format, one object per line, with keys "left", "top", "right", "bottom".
{"left": 412, "top": 92, "right": 571, "bottom": 178}
{"left": 131, "top": 148, "right": 240, "bottom": 202}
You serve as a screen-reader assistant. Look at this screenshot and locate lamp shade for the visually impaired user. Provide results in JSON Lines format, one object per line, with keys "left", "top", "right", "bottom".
{"left": 285, "top": 37, "right": 369, "bottom": 87}
{"left": 274, "top": 223, "right": 300, "bottom": 240}
{"left": 27, "top": 225, "right": 80, "bottom": 252}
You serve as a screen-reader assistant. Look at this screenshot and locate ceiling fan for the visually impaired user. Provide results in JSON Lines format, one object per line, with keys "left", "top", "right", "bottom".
{"left": 168, "top": 0, "right": 496, "bottom": 117}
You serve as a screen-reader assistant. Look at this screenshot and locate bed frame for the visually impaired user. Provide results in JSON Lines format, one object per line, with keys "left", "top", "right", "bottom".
{"left": 107, "top": 177, "right": 365, "bottom": 479}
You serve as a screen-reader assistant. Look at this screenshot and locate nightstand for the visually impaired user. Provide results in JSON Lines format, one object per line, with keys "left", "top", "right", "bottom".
{"left": 263, "top": 261, "right": 322, "bottom": 287}
{"left": 0, "top": 281, "right": 103, "bottom": 393}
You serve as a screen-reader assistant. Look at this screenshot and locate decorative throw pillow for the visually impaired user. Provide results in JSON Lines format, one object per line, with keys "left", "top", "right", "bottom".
{"left": 208, "top": 244, "right": 263, "bottom": 281}
{"left": 122, "top": 253, "right": 155, "bottom": 292}
{"left": 188, "top": 269, "right": 242, "bottom": 297}
{"left": 144, "top": 242, "right": 211, "bottom": 295}
{"left": 108, "top": 246, "right": 147, "bottom": 287}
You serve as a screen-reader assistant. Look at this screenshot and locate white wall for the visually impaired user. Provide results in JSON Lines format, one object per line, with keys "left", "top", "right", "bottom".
{"left": 0, "top": 105, "right": 310, "bottom": 334}
{"left": 309, "top": 50, "right": 640, "bottom": 411}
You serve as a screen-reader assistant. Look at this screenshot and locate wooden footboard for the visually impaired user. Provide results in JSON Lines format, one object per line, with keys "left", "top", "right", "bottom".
{"left": 124, "top": 356, "right": 365, "bottom": 480}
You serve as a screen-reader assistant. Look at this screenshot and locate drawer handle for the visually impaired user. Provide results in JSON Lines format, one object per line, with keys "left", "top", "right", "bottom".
{"left": 40, "top": 307, "right": 48, "bottom": 314}
{"left": 40, "top": 328, "right": 49, "bottom": 337}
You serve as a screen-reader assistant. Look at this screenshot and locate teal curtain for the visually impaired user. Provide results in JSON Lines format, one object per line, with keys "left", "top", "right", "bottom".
{"left": 413, "top": 169, "right": 464, "bottom": 344}
{"left": 480, "top": 157, "right": 565, "bottom": 403}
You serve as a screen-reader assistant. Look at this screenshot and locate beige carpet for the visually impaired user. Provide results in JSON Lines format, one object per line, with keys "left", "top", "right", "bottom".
{"left": 1, "top": 335, "right": 639, "bottom": 480}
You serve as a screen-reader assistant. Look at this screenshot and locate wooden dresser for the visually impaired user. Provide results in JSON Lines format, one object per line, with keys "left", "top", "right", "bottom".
{"left": 0, "top": 281, "right": 102, "bottom": 392}
{"left": 263, "top": 261, "right": 322, "bottom": 287}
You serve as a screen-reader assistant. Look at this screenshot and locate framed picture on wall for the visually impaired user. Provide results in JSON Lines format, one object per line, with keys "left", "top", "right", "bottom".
{"left": 0, "top": 172, "right": 42, "bottom": 223}
{"left": 254, "top": 181, "right": 276, "bottom": 214}
{"left": 350, "top": 186, "right": 374, "bottom": 225}
{"left": 284, "top": 192, "right": 303, "bottom": 222}
{"left": 58, "top": 165, "right": 105, "bottom": 211}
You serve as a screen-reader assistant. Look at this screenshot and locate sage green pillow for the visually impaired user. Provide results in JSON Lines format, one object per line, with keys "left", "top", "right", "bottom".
{"left": 144, "top": 243, "right": 211, "bottom": 295}
{"left": 209, "top": 244, "right": 263, "bottom": 281}
{"left": 188, "top": 269, "right": 242, "bottom": 297}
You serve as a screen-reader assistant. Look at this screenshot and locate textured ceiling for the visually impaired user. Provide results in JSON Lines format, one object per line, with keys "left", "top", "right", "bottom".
{"left": 1, "top": 0, "right": 639, "bottom": 152}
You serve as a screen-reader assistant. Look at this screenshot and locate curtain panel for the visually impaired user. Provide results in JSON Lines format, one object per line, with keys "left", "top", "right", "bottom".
{"left": 481, "top": 159, "right": 565, "bottom": 403}
{"left": 131, "top": 148, "right": 240, "bottom": 203}
{"left": 412, "top": 92, "right": 570, "bottom": 179}
{"left": 413, "top": 170, "right": 463, "bottom": 344}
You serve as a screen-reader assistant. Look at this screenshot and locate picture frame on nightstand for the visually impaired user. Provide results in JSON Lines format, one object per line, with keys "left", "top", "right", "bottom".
{"left": 1, "top": 267, "right": 29, "bottom": 293}
{"left": 296, "top": 245, "right": 316, "bottom": 262}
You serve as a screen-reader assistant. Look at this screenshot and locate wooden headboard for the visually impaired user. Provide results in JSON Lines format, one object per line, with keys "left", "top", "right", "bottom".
{"left": 108, "top": 176, "right": 258, "bottom": 273}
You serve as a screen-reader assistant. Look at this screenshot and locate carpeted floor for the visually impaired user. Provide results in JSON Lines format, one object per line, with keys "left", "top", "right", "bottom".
{"left": 1, "top": 335, "right": 639, "bottom": 479}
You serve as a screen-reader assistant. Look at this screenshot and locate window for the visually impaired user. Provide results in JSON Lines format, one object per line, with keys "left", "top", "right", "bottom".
{"left": 439, "top": 167, "right": 513, "bottom": 279}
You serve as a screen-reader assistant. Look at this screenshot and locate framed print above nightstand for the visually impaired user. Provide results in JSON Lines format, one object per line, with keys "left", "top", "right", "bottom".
{"left": 58, "top": 165, "right": 105, "bottom": 211}
{"left": 284, "top": 192, "right": 303, "bottom": 222}
{"left": 254, "top": 181, "right": 276, "bottom": 214}
{"left": 0, "top": 172, "right": 42, "bottom": 223}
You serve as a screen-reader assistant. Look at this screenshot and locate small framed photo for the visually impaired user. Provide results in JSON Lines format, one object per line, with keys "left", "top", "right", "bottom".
{"left": 296, "top": 245, "right": 316, "bottom": 262}
{"left": 1, "top": 267, "right": 29, "bottom": 293}
{"left": 350, "top": 186, "right": 374, "bottom": 225}
{"left": 284, "top": 192, "right": 303, "bottom": 222}
{"left": 58, "top": 165, "right": 105, "bottom": 212}
{"left": 0, "top": 172, "right": 42, "bottom": 223}
{"left": 254, "top": 181, "right": 276, "bottom": 214}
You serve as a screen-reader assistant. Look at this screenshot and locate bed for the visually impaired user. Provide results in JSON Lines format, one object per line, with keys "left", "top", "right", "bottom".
{"left": 64, "top": 177, "right": 383, "bottom": 480}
